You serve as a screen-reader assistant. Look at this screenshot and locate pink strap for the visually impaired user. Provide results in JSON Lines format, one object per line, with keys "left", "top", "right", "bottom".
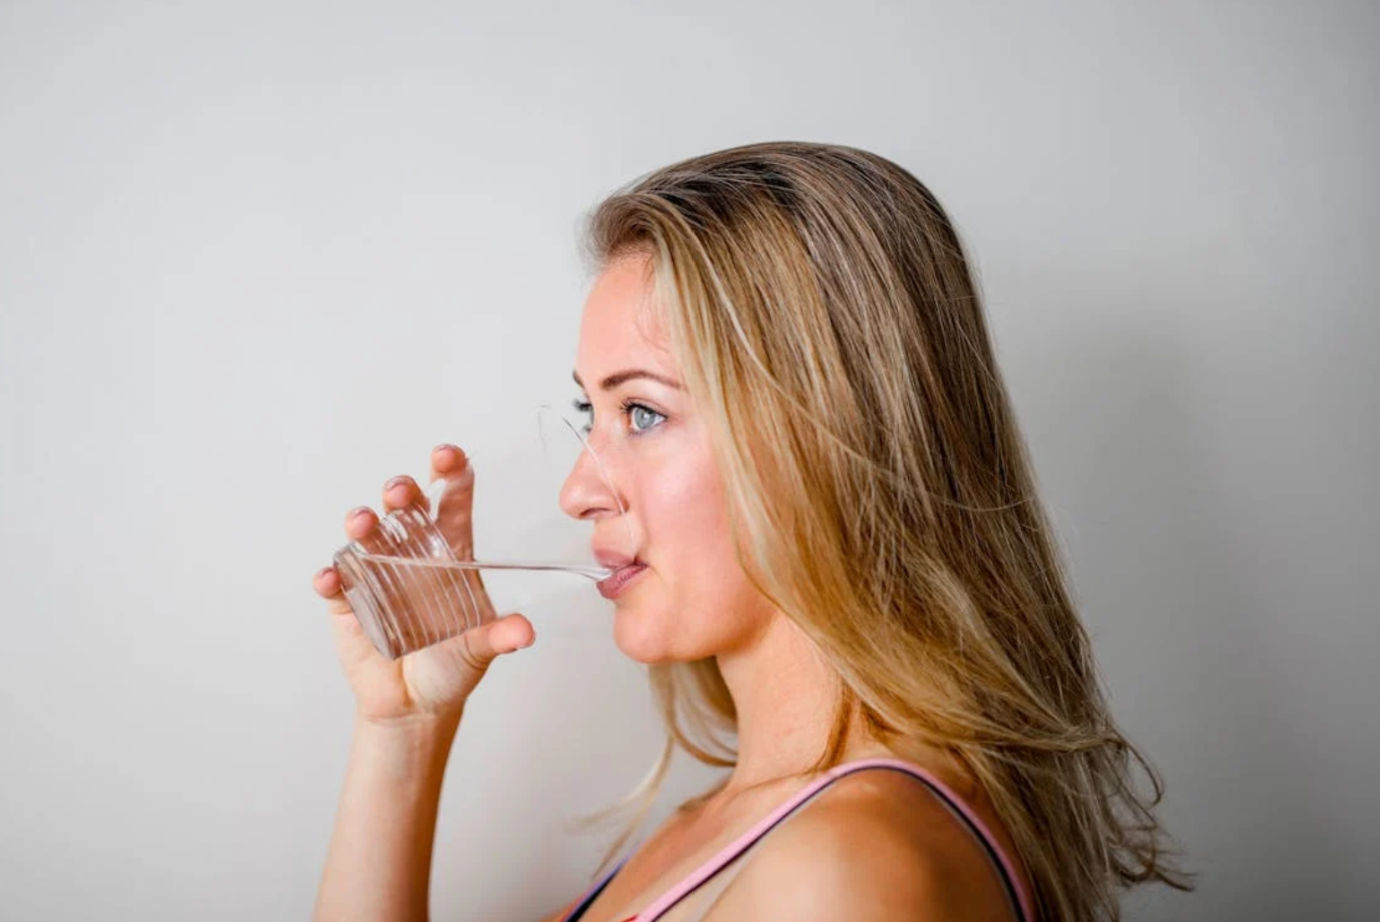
{"left": 635, "top": 756, "right": 1034, "bottom": 922}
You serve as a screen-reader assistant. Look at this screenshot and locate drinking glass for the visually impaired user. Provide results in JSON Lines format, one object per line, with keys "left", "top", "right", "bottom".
{"left": 331, "top": 404, "right": 632, "bottom": 659}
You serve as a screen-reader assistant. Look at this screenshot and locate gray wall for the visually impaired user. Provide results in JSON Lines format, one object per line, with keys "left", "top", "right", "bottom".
{"left": 1, "top": 2, "right": 1375, "bottom": 919}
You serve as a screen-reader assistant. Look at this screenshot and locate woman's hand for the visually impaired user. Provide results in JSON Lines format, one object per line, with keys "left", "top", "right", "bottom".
{"left": 311, "top": 444, "right": 536, "bottom": 726}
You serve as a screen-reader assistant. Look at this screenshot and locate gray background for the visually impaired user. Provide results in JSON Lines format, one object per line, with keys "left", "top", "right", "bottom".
{"left": 1, "top": 1, "right": 1376, "bottom": 919}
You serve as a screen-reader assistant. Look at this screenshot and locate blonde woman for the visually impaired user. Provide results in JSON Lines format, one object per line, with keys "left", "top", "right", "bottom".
{"left": 311, "top": 141, "right": 1192, "bottom": 921}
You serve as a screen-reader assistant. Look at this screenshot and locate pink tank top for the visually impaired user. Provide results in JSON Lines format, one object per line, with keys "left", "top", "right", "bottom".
{"left": 559, "top": 756, "right": 1036, "bottom": 921}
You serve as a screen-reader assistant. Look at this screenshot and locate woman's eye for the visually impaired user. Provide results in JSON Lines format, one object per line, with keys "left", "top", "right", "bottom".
{"left": 629, "top": 403, "right": 666, "bottom": 433}
{"left": 570, "top": 397, "right": 665, "bottom": 435}
{"left": 571, "top": 399, "right": 594, "bottom": 434}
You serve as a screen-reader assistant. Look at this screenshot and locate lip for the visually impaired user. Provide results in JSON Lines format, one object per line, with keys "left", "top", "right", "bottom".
{"left": 596, "top": 562, "right": 648, "bottom": 599}
{"left": 592, "top": 547, "right": 639, "bottom": 570}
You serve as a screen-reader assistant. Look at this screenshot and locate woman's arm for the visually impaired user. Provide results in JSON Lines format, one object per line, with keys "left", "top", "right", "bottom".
{"left": 312, "top": 712, "right": 461, "bottom": 922}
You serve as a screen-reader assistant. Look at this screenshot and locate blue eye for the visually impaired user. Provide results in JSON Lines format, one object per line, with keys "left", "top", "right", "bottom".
{"left": 570, "top": 397, "right": 666, "bottom": 436}
{"left": 572, "top": 398, "right": 593, "bottom": 434}
{"left": 628, "top": 402, "right": 666, "bottom": 433}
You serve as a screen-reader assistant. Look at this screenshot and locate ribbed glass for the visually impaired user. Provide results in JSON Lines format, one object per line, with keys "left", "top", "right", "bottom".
{"left": 332, "top": 504, "right": 494, "bottom": 660}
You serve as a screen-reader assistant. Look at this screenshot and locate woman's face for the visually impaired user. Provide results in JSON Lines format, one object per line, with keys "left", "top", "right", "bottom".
{"left": 560, "top": 252, "right": 774, "bottom": 663}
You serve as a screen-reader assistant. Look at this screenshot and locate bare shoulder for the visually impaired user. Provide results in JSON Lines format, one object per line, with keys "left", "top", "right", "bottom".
{"left": 702, "top": 770, "right": 1014, "bottom": 922}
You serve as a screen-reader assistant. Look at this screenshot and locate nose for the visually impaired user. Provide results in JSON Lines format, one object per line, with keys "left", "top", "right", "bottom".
{"left": 559, "top": 440, "right": 626, "bottom": 524}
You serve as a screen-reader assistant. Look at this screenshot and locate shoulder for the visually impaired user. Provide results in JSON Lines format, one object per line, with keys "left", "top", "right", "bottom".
{"left": 704, "top": 769, "right": 1014, "bottom": 922}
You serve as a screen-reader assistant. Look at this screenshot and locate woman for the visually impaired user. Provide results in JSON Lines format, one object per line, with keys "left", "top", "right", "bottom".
{"left": 310, "top": 141, "right": 1192, "bottom": 921}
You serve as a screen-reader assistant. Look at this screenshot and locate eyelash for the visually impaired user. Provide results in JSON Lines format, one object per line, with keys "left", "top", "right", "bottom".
{"left": 571, "top": 397, "right": 666, "bottom": 436}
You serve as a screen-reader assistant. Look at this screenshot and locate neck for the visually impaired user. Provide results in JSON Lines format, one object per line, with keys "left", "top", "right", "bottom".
{"left": 714, "top": 611, "right": 879, "bottom": 795}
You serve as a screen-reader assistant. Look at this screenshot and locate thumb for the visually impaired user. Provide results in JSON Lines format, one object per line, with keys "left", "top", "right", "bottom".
{"left": 456, "top": 612, "right": 535, "bottom": 670}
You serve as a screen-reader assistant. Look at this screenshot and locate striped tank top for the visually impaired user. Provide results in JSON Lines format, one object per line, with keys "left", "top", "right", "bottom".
{"left": 558, "top": 756, "right": 1035, "bottom": 922}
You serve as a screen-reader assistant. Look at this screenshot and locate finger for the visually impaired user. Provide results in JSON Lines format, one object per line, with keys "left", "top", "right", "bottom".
{"left": 344, "top": 504, "right": 377, "bottom": 540}
{"left": 453, "top": 612, "right": 535, "bottom": 670}
{"left": 312, "top": 565, "right": 354, "bottom": 616}
{"left": 382, "top": 474, "right": 422, "bottom": 514}
{"left": 428, "top": 444, "right": 477, "bottom": 555}
{"left": 343, "top": 504, "right": 391, "bottom": 558}
{"left": 431, "top": 443, "right": 467, "bottom": 483}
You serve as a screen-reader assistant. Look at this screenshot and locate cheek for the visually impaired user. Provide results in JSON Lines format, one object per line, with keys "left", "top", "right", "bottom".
{"left": 643, "top": 453, "right": 736, "bottom": 590}
{"left": 616, "top": 456, "right": 770, "bottom": 660}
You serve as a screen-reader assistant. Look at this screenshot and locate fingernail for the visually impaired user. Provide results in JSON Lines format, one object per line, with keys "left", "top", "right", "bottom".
{"left": 434, "top": 444, "right": 465, "bottom": 465}
{"left": 316, "top": 566, "right": 333, "bottom": 580}
{"left": 349, "top": 506, "right": 371, "bottom": 520}
{"left": 385, "top": 475, "right": 410, "bottom": 491}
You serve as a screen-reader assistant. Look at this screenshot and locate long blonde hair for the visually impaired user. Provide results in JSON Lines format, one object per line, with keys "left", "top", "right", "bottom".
{"left": 569, "top": 141, "right": 1193, "bottom": 920}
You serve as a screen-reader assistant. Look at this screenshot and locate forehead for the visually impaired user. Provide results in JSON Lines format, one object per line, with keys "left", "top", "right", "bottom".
{"left": 576, "top": 253, "right": 675, "bottom": 378}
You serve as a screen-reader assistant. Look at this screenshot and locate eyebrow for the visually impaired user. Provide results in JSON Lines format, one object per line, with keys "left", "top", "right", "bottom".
{"left": 572, "top": 368, "right": 684, "bottom": 392}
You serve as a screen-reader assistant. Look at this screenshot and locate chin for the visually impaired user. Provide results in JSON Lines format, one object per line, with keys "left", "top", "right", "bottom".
{"left": 612, "top": 618, "right": 671, "bottom": 664}
{"left": 611, "top": 606, "right": 686, "bottom": 665}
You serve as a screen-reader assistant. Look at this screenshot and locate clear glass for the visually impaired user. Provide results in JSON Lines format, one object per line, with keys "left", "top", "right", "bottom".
{"left": 332, "top": 405, "right": 631, "bottom": 660}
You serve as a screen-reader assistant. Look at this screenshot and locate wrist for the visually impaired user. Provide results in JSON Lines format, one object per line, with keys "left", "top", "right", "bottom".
{"left": 353, "top": 707, "right": 463, "bottom": 737}
{"left": 350, "top": 711, "right": 461, "bottom": 781}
